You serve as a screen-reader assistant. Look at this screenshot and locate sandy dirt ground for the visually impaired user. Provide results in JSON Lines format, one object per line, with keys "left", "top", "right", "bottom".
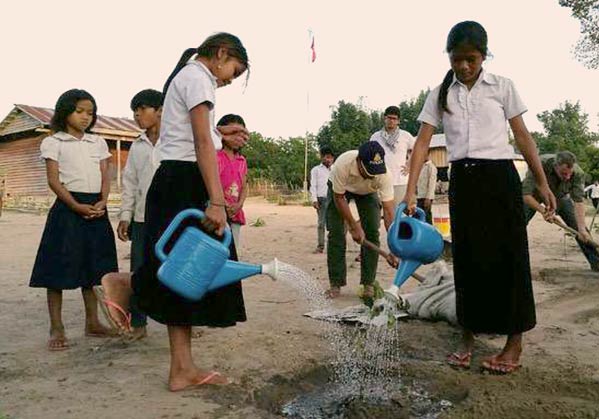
{"left": 1, "top": 197, "right": 599, "bottom": 419}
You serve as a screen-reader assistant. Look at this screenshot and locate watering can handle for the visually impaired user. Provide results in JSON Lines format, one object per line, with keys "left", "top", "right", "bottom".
{"left": 154, "top": 208, "right": 232, "bottom": 262}
{"left": 395, "top": 202, "right": 426, "bottom": 222}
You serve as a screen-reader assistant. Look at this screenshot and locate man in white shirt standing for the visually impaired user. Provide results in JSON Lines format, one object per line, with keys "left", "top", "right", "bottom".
{"left": 370, "top": 106, "right": 415, "bottom": 207}
{"left": 416, "top": 155, "right": 438, "bottom": 224}
{"left": 309, "top": 146, "right": 335, "bottom": 253}
{"left": 117, "top": 89, "right": 162, "bottom": 340}
{"left": 585, "top": 180, "right": 599, "bottom": 209}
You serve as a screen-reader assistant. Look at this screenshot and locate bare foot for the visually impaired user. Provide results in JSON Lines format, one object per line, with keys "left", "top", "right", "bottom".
{"left": 482, "top": 349, "right": 522, "bottom": 371}
{"left": 481, "top": 355, "right": 522, "bottom": 374}
{"left": 85, "top": 321, "right": 119, "bottom": 337}
{"left": 481, "top": 337, "right": 522, "bottom": 374}
{"left": 95, "top": 273, "right": 133, "bottom": 332}
{"left": 169, "top": 367, "right": 229, "bottom": 392}
{"left": 48, "top": 328, "right": 69, "bottom": 351}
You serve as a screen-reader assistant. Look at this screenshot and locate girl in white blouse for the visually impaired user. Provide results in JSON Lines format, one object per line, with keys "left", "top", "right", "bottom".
{"left": 402, "top": 21, "right": 556, "bottom": 374}
{"left": 30, "top": 89, "right": 118, "bottom": 351}
{"left": 97, "top": 33, "right": 251, "bottom": 391}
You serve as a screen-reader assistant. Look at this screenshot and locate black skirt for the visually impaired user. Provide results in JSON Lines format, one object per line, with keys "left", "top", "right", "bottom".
{"left": 30, "top": 192, "right": 118, "bottom": 290}
{"left": 449, "top": 159, "right": 536, "bottom": 334}
{"left": 132, "top": 160, "right": 247, "bottom": 327}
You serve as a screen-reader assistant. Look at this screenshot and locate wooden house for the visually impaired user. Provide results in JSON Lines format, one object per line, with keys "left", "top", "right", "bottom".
{"left": 0, "top": 105, "right": 141, "bottom": 199}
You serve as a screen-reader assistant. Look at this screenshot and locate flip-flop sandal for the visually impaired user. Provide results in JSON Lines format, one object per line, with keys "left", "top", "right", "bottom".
{"left": 198, "top": 371, "right": 228, "bottom": 386}
{"left": 93, "top": 286, "right": 132, "bottom": 332}
{"left": 481, "top": 358, "right": 521, "bottom": 375}
{"left": 48, "top": 337, "right": 70, "bottom": 351}
{"left": 447, "top": 352, "right": 472, "bottom": 369}
{"left": 171, "top": 371, "right": 229, "bottom": 392}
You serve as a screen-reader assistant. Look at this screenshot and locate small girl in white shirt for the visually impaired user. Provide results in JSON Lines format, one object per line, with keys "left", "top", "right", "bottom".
{"left": 30, "top": 89, "right": 118, "bottom": 351}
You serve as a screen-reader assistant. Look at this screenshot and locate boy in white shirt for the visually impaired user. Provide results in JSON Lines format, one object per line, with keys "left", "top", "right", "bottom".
{"left": 117, "top": 89, "right": 162, "bottom": 340}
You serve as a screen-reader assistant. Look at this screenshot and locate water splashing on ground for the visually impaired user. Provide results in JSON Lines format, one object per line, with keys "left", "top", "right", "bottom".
{"left": 273, "top": 261, "right": 451, "bottom": 418}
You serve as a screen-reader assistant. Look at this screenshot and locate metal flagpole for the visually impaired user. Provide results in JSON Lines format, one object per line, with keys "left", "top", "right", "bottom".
{"left": 302, "top": 29, "right": 313, "bottom": 201}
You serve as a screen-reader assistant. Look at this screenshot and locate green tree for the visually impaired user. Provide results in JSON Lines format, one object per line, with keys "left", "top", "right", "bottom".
{"left": 270, "top": 136, "right": 319, "bottom": 187}
{"left": 532, "top": 100, "right": 599, "bottom": 180}
{"left": 243, "top": 132, "right": 319, "bottom": 188}
{"left": 559, "top": 0, "right": 599, "bottom": 69}
{"left": 583, "top": 145, "right": 599, "bottom": 182}
{"left": 316, "top": 101, "right": 374, "bottom": 155}
{"left": 243, "top": 132, "right": 278, "bottom": 180}
{"left": 316, "top": 92, "right": 432, "bottom": 156}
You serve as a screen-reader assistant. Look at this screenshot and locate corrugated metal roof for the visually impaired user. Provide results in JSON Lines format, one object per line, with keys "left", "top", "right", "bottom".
{"left": 0, "top": 104, "right": 141, "bottom": 137}
{"left": 0, "top": 108, "right": 42, "bottom": 137}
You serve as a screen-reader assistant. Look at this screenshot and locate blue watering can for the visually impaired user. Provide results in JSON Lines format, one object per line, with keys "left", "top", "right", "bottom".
{"left": 384, "top": 202, "right": 444, "bottom": 301}
{"left": 155, "top": 208, "right": 279, "bottom": 301}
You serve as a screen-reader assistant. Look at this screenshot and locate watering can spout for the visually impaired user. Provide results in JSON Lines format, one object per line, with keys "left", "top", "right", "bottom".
{"left": 393, "top": 259, "right": 421, "bottom": 289}
{"left": 208, "top": 258, "right": 279, "bottom": 291}
{"left": 261, "top": 258, "right": 280, "bottom": 281}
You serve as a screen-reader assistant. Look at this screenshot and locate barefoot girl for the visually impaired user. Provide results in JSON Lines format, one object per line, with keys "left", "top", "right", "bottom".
{"left": 402, "top": 21, "right": 556, "bottom": 374}
{"left": 97, "top": 33, "right": 250, "bottom": 390}
{"left": 30, "top": 89, "right": 118, "bottom": 351}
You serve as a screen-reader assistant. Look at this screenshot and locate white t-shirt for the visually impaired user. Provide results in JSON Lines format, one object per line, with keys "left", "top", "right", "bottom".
{"left": 309, "top": 163, "right": 331, "bottom": 201}
{"left": 418, "top": 70, "right": 526, "bottom": 162}
{"left": 370, "top": 129, "right": 415, "bottom": 186}
{"left": 40, "top": 131, "right": 112, "bottom": 193}
{"left": 585, "top": 184, "right": 599, "bottom": 199}
{"left": 156, "top": 60, "right": 222, "bottom": 162}
{"left": 119, "top": 133, "right": 157, "bottom": 223}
